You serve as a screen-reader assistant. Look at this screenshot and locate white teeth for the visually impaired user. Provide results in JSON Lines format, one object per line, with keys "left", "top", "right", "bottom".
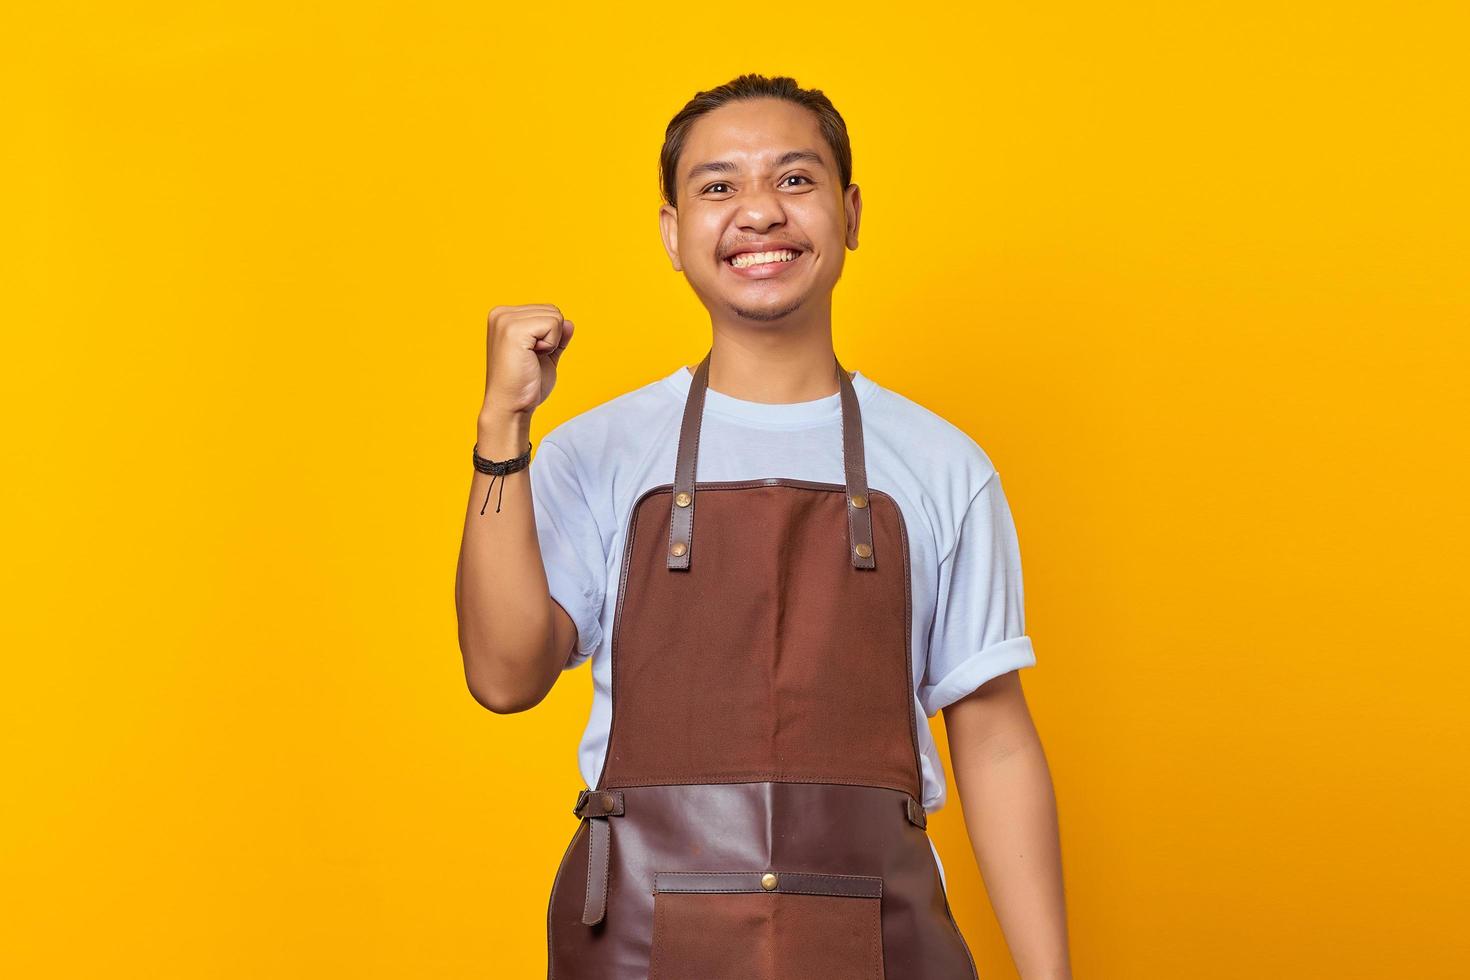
{"left": 729, "top": 249, "right": 799, "bottom": 269}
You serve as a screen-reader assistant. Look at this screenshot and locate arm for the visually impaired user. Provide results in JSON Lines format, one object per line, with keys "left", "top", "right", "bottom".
{"left": 942, "top": 669, "right": 1072, "bottom": 979}
{"left": 454, "top": 305, "right": 581, "bottom": 714}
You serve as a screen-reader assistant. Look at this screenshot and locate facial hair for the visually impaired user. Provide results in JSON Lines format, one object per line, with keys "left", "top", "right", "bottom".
{"left": 726, "top": 294, "right": 806, "bottom": 322}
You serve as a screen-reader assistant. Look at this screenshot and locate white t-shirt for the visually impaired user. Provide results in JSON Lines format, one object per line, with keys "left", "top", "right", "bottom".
{"left": 530, "top": 363, "right": 1037, "bottom": 890}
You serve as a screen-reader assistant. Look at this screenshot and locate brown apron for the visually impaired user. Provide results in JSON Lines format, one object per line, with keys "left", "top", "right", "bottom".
{"left": 546, "top": 350, "right": 978, "bottom": 979}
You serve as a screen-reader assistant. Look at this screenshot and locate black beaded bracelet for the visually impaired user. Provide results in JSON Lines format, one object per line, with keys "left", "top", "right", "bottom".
{"left": 473, "top": 440, "right": 532, "bottom": 515}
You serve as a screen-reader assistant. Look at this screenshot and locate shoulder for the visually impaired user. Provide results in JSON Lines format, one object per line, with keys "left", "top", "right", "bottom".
{"left": 537, "top": 372, "right": 680, "bottom": 468}
{"left": 863, "top": 377, "right": 999, "bottom": 501}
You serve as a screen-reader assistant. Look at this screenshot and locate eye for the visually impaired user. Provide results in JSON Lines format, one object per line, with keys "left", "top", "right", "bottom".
{"left": 782, "top": 174, "right": 813, "bottom": 187}
{"left": 703, "top": 182, "right": 732, "bottom": 194}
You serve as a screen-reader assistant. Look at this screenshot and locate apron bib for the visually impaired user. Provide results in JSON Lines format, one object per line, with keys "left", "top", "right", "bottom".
{"left": 546, "top": 350, "right": 978, "bottom": 979}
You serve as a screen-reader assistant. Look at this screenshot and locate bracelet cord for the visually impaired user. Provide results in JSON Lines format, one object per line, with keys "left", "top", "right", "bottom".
{"left": 473, "top": 441, "right": 533, "bottom": 515}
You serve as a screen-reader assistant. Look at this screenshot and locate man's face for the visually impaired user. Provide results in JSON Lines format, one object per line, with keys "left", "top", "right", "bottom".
{"left": 659, "top": 97, "right": 861, "bottom": 324}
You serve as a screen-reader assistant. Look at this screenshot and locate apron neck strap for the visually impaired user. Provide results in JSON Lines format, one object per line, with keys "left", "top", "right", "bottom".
{"left": 666, "top": 349, "right": 877, "bottom": 571}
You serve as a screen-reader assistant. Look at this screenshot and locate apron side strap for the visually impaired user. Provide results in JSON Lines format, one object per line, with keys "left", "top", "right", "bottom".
{"left": 582, "top": 819, "right": 612, "bottom": 925}
{"left": 572, "top": 789, "right": 625, "bottom": 926}
{"left": 905, "top": 794, "right": 928, "bottom": 829}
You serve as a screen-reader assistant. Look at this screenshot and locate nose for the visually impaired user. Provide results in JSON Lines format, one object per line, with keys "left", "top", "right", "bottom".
{"left": 735, "top": 187, "right": 787, "bottom": 233}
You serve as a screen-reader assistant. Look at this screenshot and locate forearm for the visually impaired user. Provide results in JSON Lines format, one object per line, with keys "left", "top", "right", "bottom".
{"left": 948, "top": 705, "right": 1071, "bottom": 978}
{"left": 454, "top": 408, "right": 558, "bottom": 711}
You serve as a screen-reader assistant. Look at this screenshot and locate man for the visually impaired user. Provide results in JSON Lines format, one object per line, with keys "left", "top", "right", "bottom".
{"left": 456, "top": 73, "right": 1071, "bottom": 979}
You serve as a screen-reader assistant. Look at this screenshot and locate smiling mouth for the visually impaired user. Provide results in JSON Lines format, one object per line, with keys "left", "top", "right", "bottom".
{"left": 725, "top": 248, "right": 804, "bottom": 269}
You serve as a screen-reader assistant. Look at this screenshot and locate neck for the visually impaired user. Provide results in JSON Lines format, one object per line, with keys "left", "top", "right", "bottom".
{"left": 696, "top": 307, "right": 849, "bottom": 404}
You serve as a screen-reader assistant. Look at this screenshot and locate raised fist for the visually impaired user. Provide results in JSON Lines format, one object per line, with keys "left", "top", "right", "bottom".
{"left": 482, "top": 304, "right": 576, "bottom": 418}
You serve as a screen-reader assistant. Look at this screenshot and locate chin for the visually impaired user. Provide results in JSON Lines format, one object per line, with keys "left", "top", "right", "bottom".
{"left": 726, "top": 295, "right": 807, "bottom": 322}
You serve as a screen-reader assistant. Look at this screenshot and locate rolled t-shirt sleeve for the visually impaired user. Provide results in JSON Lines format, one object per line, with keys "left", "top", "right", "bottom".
{"left": 918, "top": 471, "right": 1037, "bottom": 716}
{"left": 528, "top": 438, "right": 606, "bottom": 670}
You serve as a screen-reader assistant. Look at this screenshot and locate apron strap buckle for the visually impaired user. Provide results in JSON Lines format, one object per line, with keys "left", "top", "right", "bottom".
{"left": 573, "top": 788, "right": 625, "bottom": 819}
{"left": 905, "top": 794, "right": 928, "bottom": 829}
{"left": 572, "top": 789, "right": 625, "bottom": 926}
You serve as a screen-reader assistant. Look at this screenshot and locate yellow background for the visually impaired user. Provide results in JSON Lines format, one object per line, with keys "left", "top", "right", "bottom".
{"left": 4, "top": 2, "right": 1467, "bottom": 977}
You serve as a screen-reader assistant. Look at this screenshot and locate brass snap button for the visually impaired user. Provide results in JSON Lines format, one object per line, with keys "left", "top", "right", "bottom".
{"left": 671, "top": 541, "right": 687, "bottom": 557}
{"left": 854, "top": 543, "right": 872, "bottom": 559}
{"left": 849, "top": 494, "right": 867, "bottom": 509}
{"left": 675, "top": 491, "right": 692, "bottom": 507}
{"left": 760, "top": 872, "right": 778, "bottom": 891}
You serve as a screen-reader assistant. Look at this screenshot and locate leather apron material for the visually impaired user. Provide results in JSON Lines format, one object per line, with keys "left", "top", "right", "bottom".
{"left": 547, "top": 352, "right": 979, "bottom": 979}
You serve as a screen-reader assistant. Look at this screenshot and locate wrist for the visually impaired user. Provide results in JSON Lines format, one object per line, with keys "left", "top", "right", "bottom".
{"left": 476, "top": 409, "right": 532, "bottom": 459}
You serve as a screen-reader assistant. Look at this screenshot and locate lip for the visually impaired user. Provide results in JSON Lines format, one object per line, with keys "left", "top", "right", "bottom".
{"left": 723, "top": 247, "right": 808, "bottom": 280}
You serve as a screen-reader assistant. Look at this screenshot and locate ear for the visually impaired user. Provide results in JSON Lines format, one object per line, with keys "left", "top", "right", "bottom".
{"left": 658, "top": 204, "right": 683, "bottom": 272}
{"left": 844, "top": 182, "right": 862, "bottom": 250}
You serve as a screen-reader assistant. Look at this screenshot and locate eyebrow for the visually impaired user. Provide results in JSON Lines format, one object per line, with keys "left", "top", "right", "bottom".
{"left": 685, "top": 149, "right": 828, "bottom": 185}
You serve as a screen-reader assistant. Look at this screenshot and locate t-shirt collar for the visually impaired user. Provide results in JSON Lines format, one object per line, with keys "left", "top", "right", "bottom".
{"left": 661, "top": 362, "right": 877, "bottom": 429}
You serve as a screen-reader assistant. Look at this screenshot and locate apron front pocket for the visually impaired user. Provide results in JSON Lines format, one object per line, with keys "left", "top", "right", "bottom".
{"left": 648, "top": 869, "right": 885, "bottom": 980}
